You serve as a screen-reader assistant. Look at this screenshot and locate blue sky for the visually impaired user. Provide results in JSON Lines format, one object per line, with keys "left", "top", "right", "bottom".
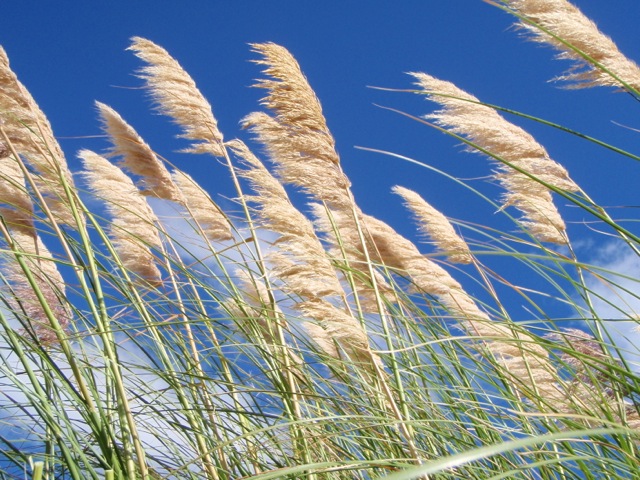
{"left": 1, "top": 1, "right": 637, "bottom": 230}
{"left": 2, "top": 3, "right": 640, "bottom": 345}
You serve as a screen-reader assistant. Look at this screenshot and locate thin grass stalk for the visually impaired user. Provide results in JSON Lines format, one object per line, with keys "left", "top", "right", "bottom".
{"left": 0, "top": 127, "right": 113, "bottom": 413}
{"left": 159, "top": 207, "right": 285, "bottom": 477}
{"left": 154, "top": 221, "right": 230, "bottom": 479}
{"left": 220, "top": 138, "right": 315, "bottom": 476}
{"left": 161, "top": 226, "right": 274, "bottom": 477}
{"left": 158, "top": 282, "right": 219, "bottom": 479}
{"left": 226, "top": 271, "right": 316, "bottom": 474}
{"left": 72, "top": 210, "right": 158, "bottom": 478}
{"left": 0, "top": 281, "right": 89, "bottom": 480}
{"left": 86, "top": 206, "right": 266, "bottom": 476}
{"left": 311, "top": 203, "right": 424, "bottom": 468}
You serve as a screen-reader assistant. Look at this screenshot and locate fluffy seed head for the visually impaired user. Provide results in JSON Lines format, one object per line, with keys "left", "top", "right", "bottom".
{"left": 0, "top": 154, "right": 34, "bottom": 234}
{"left": 411, "top": 72, "right": 577, "bottom": 243}
{"left": 80, "top": 149, "right": 163, "bottom": 286}
{"left": 244, "top": 43, "right": 353, "bottom": 211}
{"left": 96, "top": 102, "right": 183, "bottom": 202}
{"left": 128, "top": 37, "right": 224, "bottom": 156}
{"left": 393, "top": 185, "right": 472, "bottom": 264}
{"left": 505, "top": 0, "right": 640, "bottom": 91}
{"left": 0, "top": 46, "right": 81, "bottom": 228}
{"left": 231, "top": 139, "right": 343, "bottom": 299}
{"left": 250, "top": 42, "right": 336, "bottom": 161}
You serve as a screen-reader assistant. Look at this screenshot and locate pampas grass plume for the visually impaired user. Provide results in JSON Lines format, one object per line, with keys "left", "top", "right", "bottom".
{"left": 80, "top": 149, "right": 162, "bottom": 286}
{"left": 410, "top": 71, "right": 578, "bottom": 244}
{"left": 96, "top": 101, "right": 183, "bottom": 202}
{"left": 504, "top": 0, "right": 640, "bottom": 92}
{"left": 393, "top": 185, "right": 472, "bottom": 264}
{"left": 0, "top": 47, "right": 80, "bottom": 228}
{"left": 128, "top": 37, "right": 224, "bottom": 156}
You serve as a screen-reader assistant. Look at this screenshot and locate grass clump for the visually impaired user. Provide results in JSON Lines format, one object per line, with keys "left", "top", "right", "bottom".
{"left": 1, "top": 1, "right": 640, "bottom": 478}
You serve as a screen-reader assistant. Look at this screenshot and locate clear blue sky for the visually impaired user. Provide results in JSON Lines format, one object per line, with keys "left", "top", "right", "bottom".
{"left": 2, "top": 2, "right": 640, "bottom": 327}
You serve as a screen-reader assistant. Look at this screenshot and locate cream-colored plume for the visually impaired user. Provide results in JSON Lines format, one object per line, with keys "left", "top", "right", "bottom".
{"left": 96, "top": 102, "right": 232, "bottom": 242}
{"left": 243, "top": 111, "right": 352, "bottom": 211}
{"left": 243, "top": 43, "right": 352, "bottom": 211}
{"left": 231, "top": 140, "right": 379, "bottom": 367}
{"left": 80, "top": 149, "right": 162, "bottom": 285}
{"left": 0, "top": 46, "right": 80, "bottom": 228}
{"left": 2, "top": 228, "right": 71, "bottom": 343}
{"left": 504, "top": 0, "right": 640, "bottom": 91}
{"left": 96, "top": 102, "right": 183, "bottom": 202}
{"left": 0, "top": 151, "right": 34, "bottom": 233}
{"left": 243, "top": 43, "right": 382, "bottom": 311}
{"left": 411, "top": 72, "right": 579, "bottom": 244}
{"left": 128, "top": 37, "right": 224, "bottom": 156}
{"left": 250, "top": 43, "right": 338, "bottom": 164}
{"left": 231, "top": 140, "right": 343, "bottom": 299}
{"left": 171, "top": 171, "right": 233, "bottom": 242}
{"left": 393, "top": 186, "right": 472, "bottom": 264}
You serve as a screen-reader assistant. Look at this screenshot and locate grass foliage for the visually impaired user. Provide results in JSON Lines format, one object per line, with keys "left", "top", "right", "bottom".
{"left": 1, "top": 1, "right": 640, "bottom": 478}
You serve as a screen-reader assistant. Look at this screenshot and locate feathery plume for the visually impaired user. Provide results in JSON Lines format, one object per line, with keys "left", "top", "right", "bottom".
{"left": 231, "top": 139, "right": 343, "bottom": 299}
{"left": 0, "top": 47, "right": 80, "bottom": 228}
{"left": 96, "top": 102, "right": 183, "bottom": 202}
{"left": 244, "top": 43, "right": 383, "bottom": 310}
{"left": 393, "top": 185, "right": 472, "bottom": 264}
{"left": 128, "top": 37, "right": 224, "bottom": 156}
{"left": 2, "top": 228, "right": 71, "bottom": 343}
{"left": 171, "top": 170, "right": 233, "bottom": 242}
{"left": 411, "top": 72, "right": 579, "bottom": 244}
{"left": 79, "top": 150, "right": 162, "bottom": 285}
{"left": 0, "top": 151, "right": 34, "bottom": 233}
{"left": 243, "top": 112, "right": 352, "bottom": 211}
{"left": 231, "top": 140, "right": 379, "bottom": 367}
{"left": 504, "top": 0, "right": 640, "bottom": 91}
{"left": 250, "top": 43, "right": 337, "bottom": 164}
{"left": 96, "top": 102, "right": 232, "bottom": 242}
{"left": 243, "top": 43, "right": 353, "bottom": 211}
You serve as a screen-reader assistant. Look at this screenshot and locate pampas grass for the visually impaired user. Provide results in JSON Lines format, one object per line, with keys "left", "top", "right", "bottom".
{"left": 1, "top": 2, "right": 640, "bottom": 479}
{"left": 498, "top": 0, "right": 640, "bottom": 92}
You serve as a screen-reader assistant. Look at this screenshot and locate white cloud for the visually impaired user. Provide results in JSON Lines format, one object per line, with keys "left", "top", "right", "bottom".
{"left": 579, "top": 241, "right": 640, "bottom": 369}
{"left": 0, "top": 321, "right": 271, "bottom": 478}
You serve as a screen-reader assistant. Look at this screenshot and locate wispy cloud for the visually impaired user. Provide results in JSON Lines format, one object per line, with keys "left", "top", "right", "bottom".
{"left": 579, "top": 240, "right": 640, "bottom": 368}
